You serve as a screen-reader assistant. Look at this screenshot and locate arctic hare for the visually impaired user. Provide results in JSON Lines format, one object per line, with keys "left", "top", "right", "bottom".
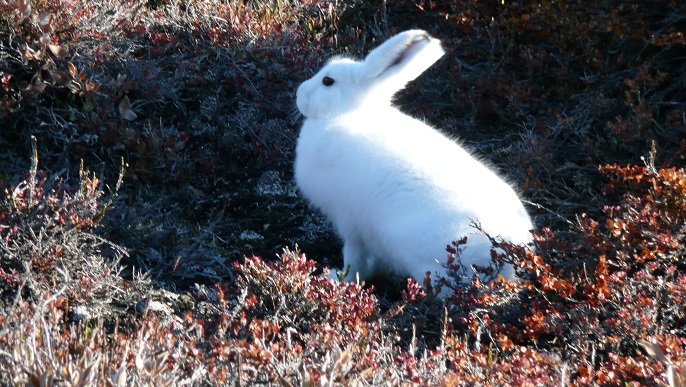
{"left": 294, "top": 30, "right": 533, "bottom": 291}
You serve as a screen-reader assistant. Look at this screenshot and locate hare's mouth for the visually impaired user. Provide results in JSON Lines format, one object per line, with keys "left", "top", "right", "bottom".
{"left": 390, "top": 33, "right": 431, "bottom": 67}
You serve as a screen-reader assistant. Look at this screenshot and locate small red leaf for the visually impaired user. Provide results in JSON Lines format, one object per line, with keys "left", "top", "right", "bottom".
{"left": 48, "top": 44, "right": 70, "bottom": 58}
{"left": 67, "top": 62, "right": 77, "bottom": 78}
{"left": 49, "top": 70, "right": 69, "bottom": 85}
{"left": 37, "top": 12, "right": 53, "bottom": 33}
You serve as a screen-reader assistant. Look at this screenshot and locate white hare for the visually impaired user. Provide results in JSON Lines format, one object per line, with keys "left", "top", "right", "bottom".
{"left": 294, "top": 30, "right": 533, "bottom": 291}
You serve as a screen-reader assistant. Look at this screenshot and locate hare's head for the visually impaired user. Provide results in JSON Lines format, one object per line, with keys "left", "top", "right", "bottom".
{"left": 296, "top": 30, "right": 445, "bottom": 119}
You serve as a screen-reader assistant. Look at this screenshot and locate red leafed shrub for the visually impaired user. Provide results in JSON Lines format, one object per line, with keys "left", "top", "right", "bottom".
{"left": 0, "top": 146, "right": 139, "bottom": 319}
{"left": 218, "top": 249, "right": 570, "bottom": 385}
{"left": 232, "top": 250, "right": 378, "bottom": 345}
{"left": 453, "top": 151, "right": 686, "bottom": 385}
{"left": 1, "top": 163, "right": 105, "bottom": 242}
{"left": 200, "top": 249, "right": 399, "bottom": 383}
{"left": 0, "top": 144, "right": 109, "bottom": 257}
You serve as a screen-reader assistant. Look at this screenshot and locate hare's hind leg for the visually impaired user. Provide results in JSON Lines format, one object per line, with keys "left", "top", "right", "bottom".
{"left": 328, "top": 236, "right": 372, "bottom": 281}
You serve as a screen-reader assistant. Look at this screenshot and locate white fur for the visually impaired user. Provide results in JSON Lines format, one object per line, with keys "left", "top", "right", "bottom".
{"left": 294, "top": 30, "right": 533, "bottom": 290}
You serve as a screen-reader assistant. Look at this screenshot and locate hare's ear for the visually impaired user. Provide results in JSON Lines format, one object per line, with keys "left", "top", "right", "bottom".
{"left": 362, "top": 30, "right": 445, "bottom": 91}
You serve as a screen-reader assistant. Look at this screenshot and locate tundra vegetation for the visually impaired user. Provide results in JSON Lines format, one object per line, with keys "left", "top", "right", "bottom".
{"left": 0, "top": 0, "right": 685, "bottom": 385}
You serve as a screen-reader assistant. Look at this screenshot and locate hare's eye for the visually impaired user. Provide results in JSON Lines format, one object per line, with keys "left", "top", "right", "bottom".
{"left": 322, "top": 76, "right": 335, "bottom": 86}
